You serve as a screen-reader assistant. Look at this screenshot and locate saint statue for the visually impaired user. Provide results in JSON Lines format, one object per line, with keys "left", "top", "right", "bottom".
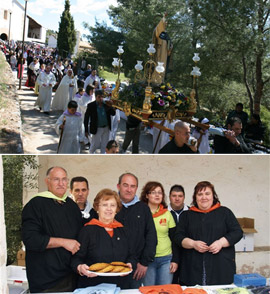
{"left": 151, "top": 13, "right": 173, "bottom": 85}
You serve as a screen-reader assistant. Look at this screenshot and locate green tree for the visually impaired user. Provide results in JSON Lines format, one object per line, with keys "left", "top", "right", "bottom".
{"left": 57, "top": 0, "right": 76, "bottom": 58}
{"left": 98, "top": 0, "right": 270, "bottom": 126}
{"left": 3, "top": 156, "right": 39, "bottom": 265}
{"left": 195, "top": 0, "right": 270, "bottom": 116}
{"left": 83, "top": 21, "right": 129, "bottom": 70}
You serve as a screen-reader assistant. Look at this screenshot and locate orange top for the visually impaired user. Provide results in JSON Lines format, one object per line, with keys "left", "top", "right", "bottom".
{"left": 152, "top": 204, "right": 168, "bottom": 218}
{"left": 84, "top": 218, "right": 123, "bottom": 237}
{"left": 190, "top": 202, "right": 221, "bottom": 213}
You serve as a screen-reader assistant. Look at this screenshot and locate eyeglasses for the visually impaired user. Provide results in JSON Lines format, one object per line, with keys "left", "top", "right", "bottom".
{"left": 48, "top": 177, "right": 69, "bottom": 184}
{"left": 148, "top": 191, "right": 163, "bottom": 196}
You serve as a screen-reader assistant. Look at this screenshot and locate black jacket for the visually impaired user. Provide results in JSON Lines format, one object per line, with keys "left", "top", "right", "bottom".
{"left": 214, "top": 134, "right": 251, "bottom": 153}
{"left": 174, "top": 206, "right": 243, "bottom": 286}
{"left": 159, "top": 138, "right": 196, "bottom": 154}
{"left": 71, "top": 224, "right": 134, "bottom": 289}
{"left": 22, "top": 196, "right": 83, "bottom": 293}
{"left": 84, "top": 101, "right": 116, "bottom": 135}
{"left": 115, "top": 201, "right": 157, "bottom": 267}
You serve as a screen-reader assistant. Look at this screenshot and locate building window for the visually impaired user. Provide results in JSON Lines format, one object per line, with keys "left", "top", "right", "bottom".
{"left": 4, "top": 10, "right": 8, "bottom": 20}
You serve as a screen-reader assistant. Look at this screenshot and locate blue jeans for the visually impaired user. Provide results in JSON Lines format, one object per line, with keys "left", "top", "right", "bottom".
{"left": 143, "top": 254, "right": 173, "bottom": 286}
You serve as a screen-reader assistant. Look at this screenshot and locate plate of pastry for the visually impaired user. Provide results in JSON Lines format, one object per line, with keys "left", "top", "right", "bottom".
{"left": 88, "top": 262, "right": 132, "bottom": 276}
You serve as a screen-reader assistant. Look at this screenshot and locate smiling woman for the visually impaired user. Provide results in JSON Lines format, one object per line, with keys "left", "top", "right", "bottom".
{"left": 140, "top": 181, "right": 178, "bottom": 286}
{"left": 174, "top": 181, "right": 243, "bottom": 286}
{"left": 70, "top": 188, "right": 134, "bottom": 289}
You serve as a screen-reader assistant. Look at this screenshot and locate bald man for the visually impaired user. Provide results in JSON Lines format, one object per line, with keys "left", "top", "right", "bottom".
{"left": 159, "top": 121, "right": 197, "bottom": 153}
{"left": 22, "top": 166, "right": 82, "bottom": 293}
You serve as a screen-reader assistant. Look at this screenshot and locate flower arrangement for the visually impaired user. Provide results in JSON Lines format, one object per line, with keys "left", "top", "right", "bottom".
{"left": 119, "top": 82, "right": 190, "bottom": 111}
{"left": 151, "top": 83, "right": 190, "bottom": 111}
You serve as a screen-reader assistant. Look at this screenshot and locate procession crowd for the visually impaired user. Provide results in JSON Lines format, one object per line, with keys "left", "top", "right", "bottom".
{"left": 22, "top": 167, "right": 243, "bottom": 293}
{"left": 0, "top": 40, "right": 267, "bottom": 154}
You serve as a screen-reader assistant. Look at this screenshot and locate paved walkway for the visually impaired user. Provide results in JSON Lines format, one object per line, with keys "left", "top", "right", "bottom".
{"left": 15, "top": 71, "right": 153, "bottom": 154}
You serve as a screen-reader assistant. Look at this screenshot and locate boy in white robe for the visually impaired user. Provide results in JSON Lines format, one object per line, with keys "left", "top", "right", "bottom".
{"left": 55, "top": 100, "right": 83, "bottom": 154}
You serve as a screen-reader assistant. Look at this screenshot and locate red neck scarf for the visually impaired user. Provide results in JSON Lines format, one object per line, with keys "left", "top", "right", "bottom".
{"left": 190, "top": 202, "right": 221, "bottom": 213}
{"left": 152, "top": 204, "right": 168, "bottom": 218}
{"left": 84, "top": 218, "right": 123, "bottom": 237}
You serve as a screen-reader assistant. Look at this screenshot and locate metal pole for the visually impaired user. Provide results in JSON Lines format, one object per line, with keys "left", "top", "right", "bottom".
{"left": 8, "top": 11, "right": 12, "bottom": 41}
{"left": 18, "top": 0, "right": 28, "bottom": 90}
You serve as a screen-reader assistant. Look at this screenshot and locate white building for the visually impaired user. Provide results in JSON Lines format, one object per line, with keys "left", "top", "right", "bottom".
{"left": 0, "top": 0, "right": 46, "bottom": 43}
{"left": 47, "top": 35, "right": 57, "bottom": 48}
{"left": 73, "top": 30, "right": 97, "bottom": 57}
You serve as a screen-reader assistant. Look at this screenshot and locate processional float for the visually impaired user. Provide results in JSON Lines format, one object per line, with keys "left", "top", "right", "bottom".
{"left": 109, "top": 15, "right": 209, "bottom": 138}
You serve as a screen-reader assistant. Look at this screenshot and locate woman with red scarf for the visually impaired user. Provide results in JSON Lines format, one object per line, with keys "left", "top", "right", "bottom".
{"left": 174, "top": 181, "right": 243, "bottom": 286}
{"left": 140, "top": 181, "right": 178, "bottom": 286}
{"left": 71, "top": 189, "right": 134, "bottom": 289}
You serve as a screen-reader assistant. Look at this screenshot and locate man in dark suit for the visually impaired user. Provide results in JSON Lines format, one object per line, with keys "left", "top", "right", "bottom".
{"left": 84, "top": 90, "right": 115, "bottom": 153}
{"left": 214, "top": 117, "right": 251, "bottom": 153}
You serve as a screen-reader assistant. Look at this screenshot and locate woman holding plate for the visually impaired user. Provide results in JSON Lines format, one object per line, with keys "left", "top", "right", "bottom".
{"left": 71, "top": 188, "right": 134, "bottom": 289}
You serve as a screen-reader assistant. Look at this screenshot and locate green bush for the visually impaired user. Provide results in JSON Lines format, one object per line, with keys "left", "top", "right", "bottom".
{"left": 260, "top": 105, "right": 270, "bottom": 147}
{"left": 3, "top": 156, "right": 39, "bottom": 265}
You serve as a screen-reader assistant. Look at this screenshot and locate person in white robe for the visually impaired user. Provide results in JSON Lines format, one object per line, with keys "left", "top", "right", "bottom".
{"left": 75, "top": 85, "right": 95, "bottom": 146}
{"left": 192, "top": 118, "right": 210, "bottom": 154}
{"left": 52, "top": 69, "right": 78, "bottom": 111}
{"left": 83, "top": 69, "right": 101, "bottom": 90}
{"left": 109, "top": 108, "right": 120, "bottom": 140}
{"left": 34, "top": 64, "right": 45, "bottom": 95}
{"left": 35, "top": 64, "right": 56, "bottom": 114}
{"left": 55, "top": 100, "right": 83, "bottom": 154}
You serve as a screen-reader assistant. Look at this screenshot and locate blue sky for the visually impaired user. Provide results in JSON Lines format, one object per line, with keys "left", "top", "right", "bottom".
{"left": 17, "top": 0, "right": 117, "bottom": 37}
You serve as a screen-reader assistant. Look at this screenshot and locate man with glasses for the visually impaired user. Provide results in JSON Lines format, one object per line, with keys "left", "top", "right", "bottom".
{"left": 22, "top": 166, "right": 83, "bottom": 293}
{"left": 116, "top": 173, "right": 157, "bottom": 288}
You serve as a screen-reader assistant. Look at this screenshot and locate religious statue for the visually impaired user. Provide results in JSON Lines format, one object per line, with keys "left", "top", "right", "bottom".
{"left": 151, "top": 13, "right": 173, "bottom": 85}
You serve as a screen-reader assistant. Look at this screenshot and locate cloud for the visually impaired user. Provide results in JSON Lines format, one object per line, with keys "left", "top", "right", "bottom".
{"left": 71, "top": 0, "right": 118, "bottom": 14}
{"left": 27, "top": 0, "right": 65, "bottom": 16}
{"left": 22, "top": 0, "right": 118, "bottom": 32}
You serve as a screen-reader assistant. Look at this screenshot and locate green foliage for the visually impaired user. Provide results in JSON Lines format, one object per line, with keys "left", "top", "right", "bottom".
{"left": 57, "top": 0, "right": 76, "bottom": 58}
{"left": 81, "top": 0, "right": 270, "bottom": 123}
{"left": 119, "top": 81, "right": 146, "bottom": 107}
{"left": 99, "top": 69, "right": 127, "bottom": 82}
{"left": 74, "top": 51, "right": 99, "bottom": 70}
{"left": 3, "top": 156, "right": 39, "bottom": 265}
{"left": 260, "top": 105, "right": 270, "bottom": 146}
{"left": 83, "top": 21, "right": 129, "bottom": 70}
